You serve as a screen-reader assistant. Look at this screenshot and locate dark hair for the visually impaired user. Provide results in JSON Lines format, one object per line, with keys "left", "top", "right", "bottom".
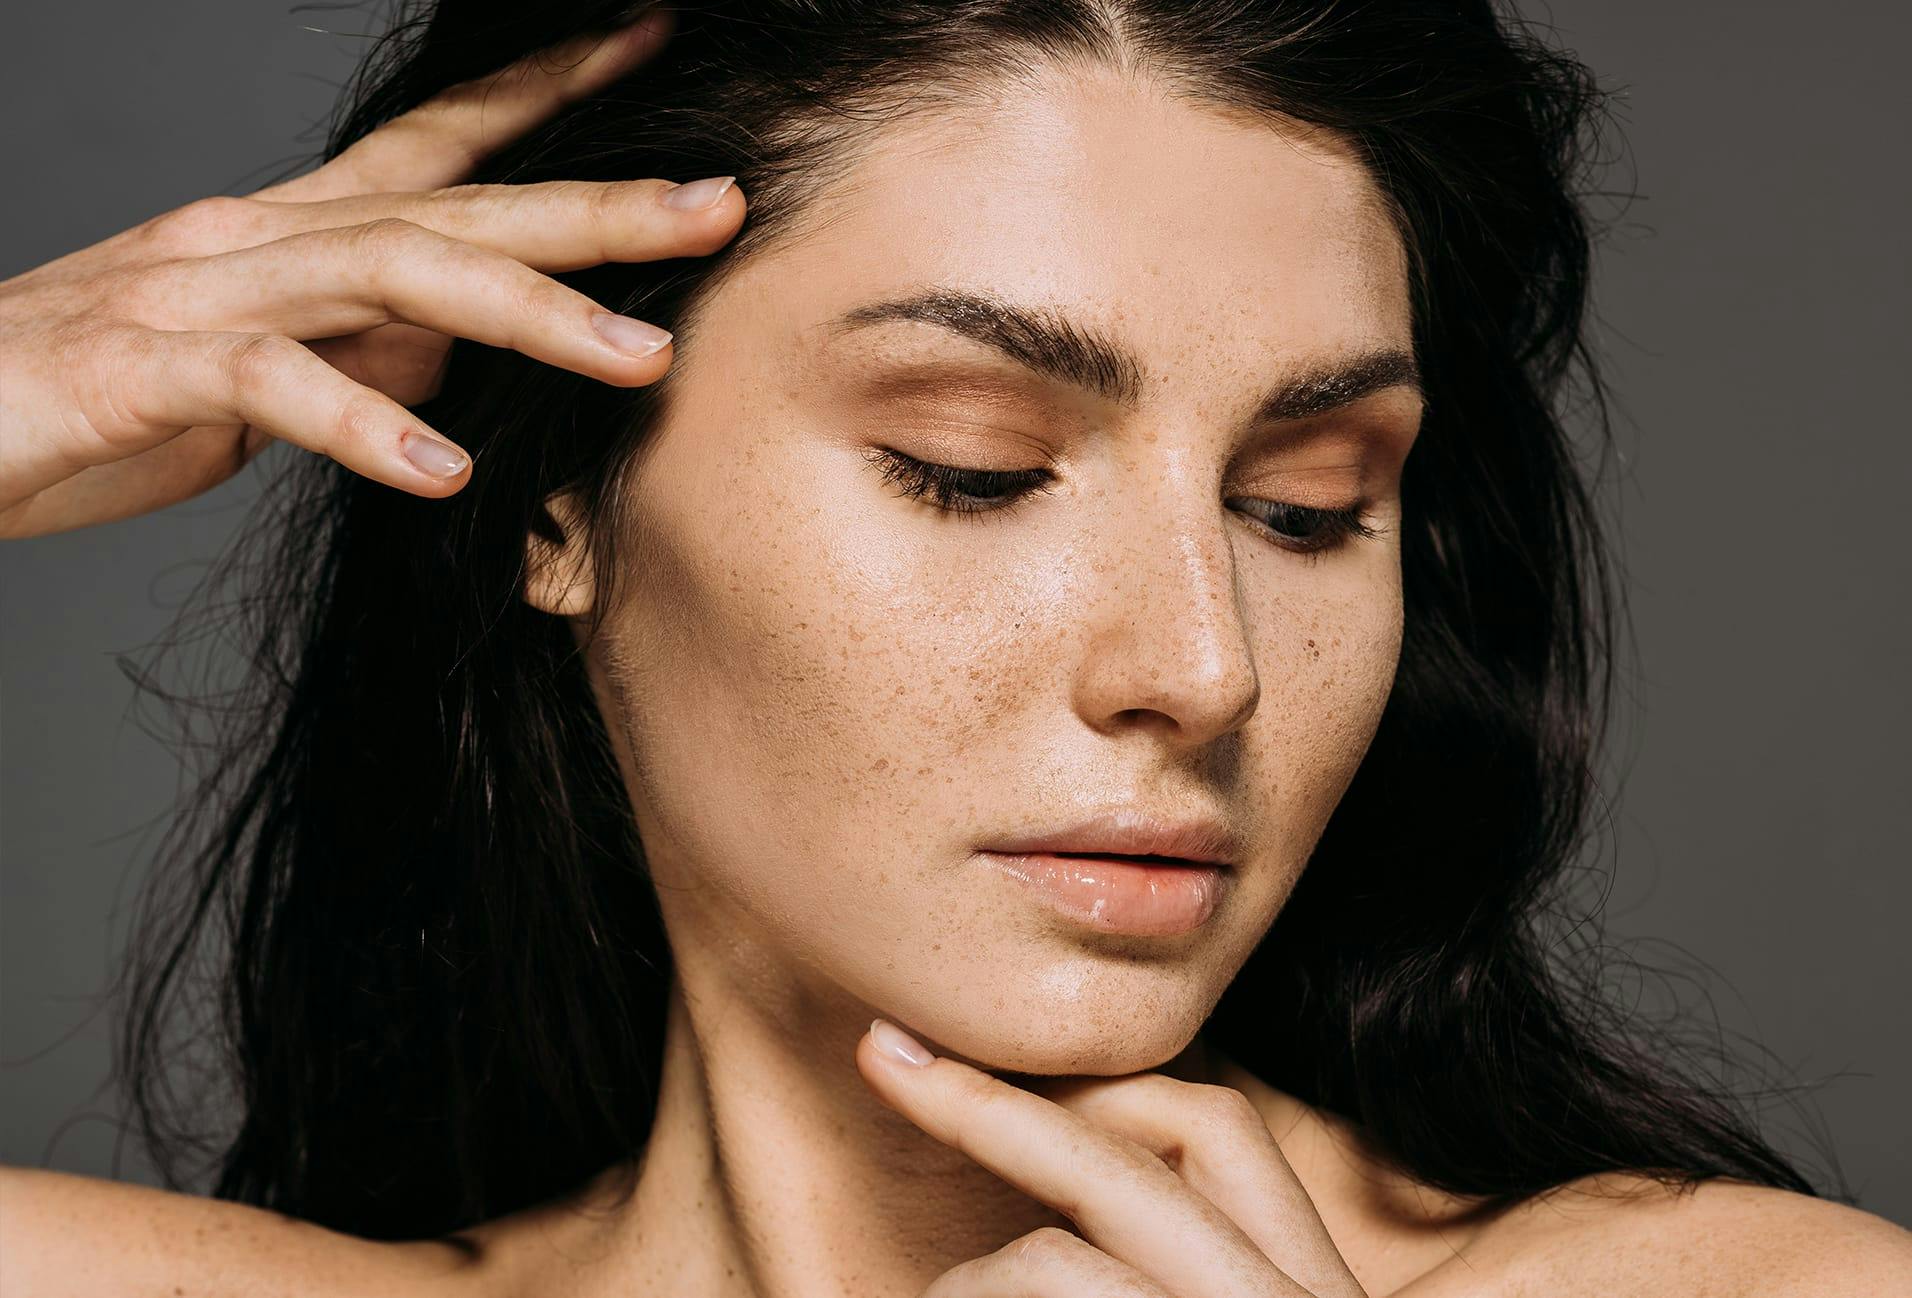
{"left": 118, "top": 0, "right": 1843, "bottom": 1241}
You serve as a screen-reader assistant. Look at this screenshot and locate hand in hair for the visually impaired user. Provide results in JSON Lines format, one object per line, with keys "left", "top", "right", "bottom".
{"left": 0, "top": 7, "right": 743, "bottom": 539}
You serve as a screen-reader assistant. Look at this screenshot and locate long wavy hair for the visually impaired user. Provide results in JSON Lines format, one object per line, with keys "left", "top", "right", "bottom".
{"left": 115, "top": 0, "right": 1844, "bottom": 1241}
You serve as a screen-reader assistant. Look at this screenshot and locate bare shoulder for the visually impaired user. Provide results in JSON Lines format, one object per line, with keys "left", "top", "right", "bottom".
{"left": 1404, "top": 1171, "right": 1912, "bottom": 1298}
{"left": 0, "top": 1165, "right": 480, "bottom": 1298}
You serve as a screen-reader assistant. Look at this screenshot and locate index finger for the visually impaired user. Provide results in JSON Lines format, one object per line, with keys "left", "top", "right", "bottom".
{"left": 856, "top": 1020, "right": 1305, "bottom": 1298}
{"left": 1023, "top": 1071, "right": 1372, "bottom": 1298}
{"left": 260, "top": 7, "right": 675, "bottom": 204}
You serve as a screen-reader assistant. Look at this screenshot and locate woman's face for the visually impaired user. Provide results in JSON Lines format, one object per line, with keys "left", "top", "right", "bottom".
{"left": 540, "top": 62, "right": 1422, "bottom": 1072}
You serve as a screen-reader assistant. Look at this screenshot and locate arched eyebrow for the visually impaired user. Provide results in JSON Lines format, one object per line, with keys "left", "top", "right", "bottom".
{"left": 824, "top": 286, "right": 1424, "bottom": 423}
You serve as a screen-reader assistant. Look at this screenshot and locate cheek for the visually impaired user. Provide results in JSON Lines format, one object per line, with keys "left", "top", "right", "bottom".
{"left": 1243, "top": 553, "right": 1404, "bottom": 830}
{"left": 590, "top": 434, "right": 979, "bottom": 897}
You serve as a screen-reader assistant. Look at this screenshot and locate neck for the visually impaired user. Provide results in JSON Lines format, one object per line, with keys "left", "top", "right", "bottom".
{"left": 496, "top": 964, "right": 1197, "bottom": 1297}
{"left": 454, "top": 940, "right": 1484, "bottom": 1298}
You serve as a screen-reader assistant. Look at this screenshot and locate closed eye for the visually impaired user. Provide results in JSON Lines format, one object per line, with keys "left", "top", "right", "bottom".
{"left": 862, "top": 446, "right": 1381, "bottom": 556}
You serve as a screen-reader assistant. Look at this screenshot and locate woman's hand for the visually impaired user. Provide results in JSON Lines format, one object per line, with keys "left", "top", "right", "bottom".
{"left": 857, "top": 1018, "right": 1370, "bottom": 1298}
{"left": 0, "top": 7, "right": 743, "bottom": 539}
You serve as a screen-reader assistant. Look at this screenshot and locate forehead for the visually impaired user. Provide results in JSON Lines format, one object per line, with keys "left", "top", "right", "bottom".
{"left": 753, "top": 62, "right": 1413, "bottom": 386}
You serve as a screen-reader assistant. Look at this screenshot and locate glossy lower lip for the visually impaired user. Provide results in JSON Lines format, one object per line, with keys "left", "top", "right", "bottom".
{"left": 978, "top": 851, "right": 1226, "bottom": 936}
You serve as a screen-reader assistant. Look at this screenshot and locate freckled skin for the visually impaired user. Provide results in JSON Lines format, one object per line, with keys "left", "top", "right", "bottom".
{"left": 510, "top": 60, "right": 1434, "bottom": 1298}
{"left": 11, "top": 47, "right": 1903, "bottom": 1298}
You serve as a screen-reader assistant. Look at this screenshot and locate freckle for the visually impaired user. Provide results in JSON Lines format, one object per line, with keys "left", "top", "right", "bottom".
{"left": 871, "top": 758, "right": 889, "bottom": 772}
{"left": 932, "top": 943, "right": 942, "bottom": 951}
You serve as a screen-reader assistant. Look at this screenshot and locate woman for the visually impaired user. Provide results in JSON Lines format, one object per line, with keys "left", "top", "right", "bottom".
{"left": 1, "top": 1, "right": 1905, "bottom": 1294}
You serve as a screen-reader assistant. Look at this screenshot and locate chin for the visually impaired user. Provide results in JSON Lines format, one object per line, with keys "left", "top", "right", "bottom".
{"left": 896, "top": 975, "right": 1218, "bottom": 1079}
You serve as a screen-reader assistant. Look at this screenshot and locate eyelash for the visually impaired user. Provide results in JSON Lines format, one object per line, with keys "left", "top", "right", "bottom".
{"left": 862, "top": 446, "right": 1381, "bottom": 557}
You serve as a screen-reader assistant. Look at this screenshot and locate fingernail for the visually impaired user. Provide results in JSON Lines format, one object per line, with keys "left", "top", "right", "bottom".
{"left": 592, "top": 310, "right": 672, "bottom": 356}
{"left": 401, "top": 430, "right": 469, "bottom": 478}
{"left": 869, "top": 1018, "right": 934, "bottom": 1068}
{"left": 662, "top": 175, "right": 736, "bottom": 211}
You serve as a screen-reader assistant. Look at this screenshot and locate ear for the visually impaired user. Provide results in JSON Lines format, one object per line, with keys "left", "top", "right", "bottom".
{"left": 523, "top": 490, "right": 597, "bottom": 618}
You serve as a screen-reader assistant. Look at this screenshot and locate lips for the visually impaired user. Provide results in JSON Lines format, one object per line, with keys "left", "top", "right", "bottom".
{"left": 977, "top": 850, "right": 1228, "bottom": 935}
{"left": 1046, "top": 851, "right": 1208, "bottom": 865}
{"left": 980, "top": 807, "right": 1240, "bottom": 869}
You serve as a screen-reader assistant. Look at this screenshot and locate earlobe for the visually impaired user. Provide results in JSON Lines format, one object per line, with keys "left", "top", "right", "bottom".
{"left": 522, "top": 491, "right": 596, "bottom": 618}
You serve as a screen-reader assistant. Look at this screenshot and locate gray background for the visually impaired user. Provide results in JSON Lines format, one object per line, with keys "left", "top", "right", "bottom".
{"left": 3, "top": 0, "right": 1907, "bottom": 1228}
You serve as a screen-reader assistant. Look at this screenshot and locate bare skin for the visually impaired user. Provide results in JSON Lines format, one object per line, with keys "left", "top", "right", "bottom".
{"left": 3, "top": 11, "right": 1908, "bottom": 1298}
{"left": 0, "top": 11, "right": 713, "bottom": 537}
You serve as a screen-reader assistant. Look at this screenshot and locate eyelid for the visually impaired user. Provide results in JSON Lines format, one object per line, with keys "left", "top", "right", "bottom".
{"left": 866, "top": 446, "right": 1379, "bottom": 560}
{"left": 880, "top": 436, "right": 1377, "bottom": 506}
{"left": 1227, "top": 461, "right": 1371, "bottom": 507}
{"left": 877, "top": 417, "right": 1058, "bottom": 467}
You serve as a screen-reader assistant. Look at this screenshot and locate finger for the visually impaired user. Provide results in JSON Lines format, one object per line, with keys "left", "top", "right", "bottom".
{"left": 261, "top": 9, "right": 675, "bottom": 203}
{"left": 921, "top": 1226, "right": 1175, "bottom": 1298}
{"left": 250, "top": 174, "right": 744, "bottom": 273}
{"left": 0, "top": 423, "right": 260, "bottom": 540}
{"left": 306, "top": 324, "right": 451, "bottom": 406}
{"left": 1023, "top": 1073, "right": 1368, "bottom": 1298}
{"left": 857, "top": 1020, "right": 1306, "bottom": 1298}
{"left": 70, "top": 326, "right": 475, "bottom": 497}
{"left": 127, "top": 219, "right": 674, "bottom": 387}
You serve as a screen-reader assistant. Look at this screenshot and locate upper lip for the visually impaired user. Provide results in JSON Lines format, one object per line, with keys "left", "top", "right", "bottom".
{"left": 981, "top": 807, "right": 1240, "bottom": 868}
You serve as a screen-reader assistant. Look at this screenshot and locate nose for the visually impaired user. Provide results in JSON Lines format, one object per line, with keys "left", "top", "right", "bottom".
{"left": 1067, "top": 468, "right": 1261, "bottom": 747}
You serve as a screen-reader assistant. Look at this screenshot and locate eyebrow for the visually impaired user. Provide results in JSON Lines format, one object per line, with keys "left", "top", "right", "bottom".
{"left": 825, "top": 286, "right": 1424, "bottom": 424}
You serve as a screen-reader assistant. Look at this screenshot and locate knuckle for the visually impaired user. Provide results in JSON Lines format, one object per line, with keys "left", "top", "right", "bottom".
{"left": 345, "top": 216, "right": 436, "bottom": 266}
{"left": 584, "top": 178, "right": 636, "bottom": 224}
{"left": 422, "top": 73, "right": 492, "bottom": 116}
{"left": 358, "top": 214, "right": 428, "bottom": 243}
{"left": 428, "top": 182, "right": 492, "bottom": 207}
{"left": 532, "top": 176, "right": 595, "bottom": 210}
{"left": 499, "top": 265, "right": 562, "bottom": 326}
{"left": 1008, "top": 1226, "right": 1079, "bottom": 1265}
{"left": 1192, "top": 1082, "right": 1265, "bottom": 1133}
{"left": 59, "top": 322, "right": 155, "bottom": 444}
{"left": 139, "top": 195, "right": 261, "bottom": 257}
{"left": 393, "top": 97, "right": 487, "bottom": 174}
{"left": 944, "top": 1086, "right": 1011, "bottom": 1162}
{"left": 334, "top": 391, "right": 395, "bottom": 450}
{"left": 1111, "top": 1132, "right": 1170, "bottom": 1178}
{"left": 419, "top": 182, "right": 505, "bottom": 236}
{"left": 223, "top": 333, "right": 303, "bottom": 396}
{"left": 572, "top": 179, "right": 614, "bottom": 233}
